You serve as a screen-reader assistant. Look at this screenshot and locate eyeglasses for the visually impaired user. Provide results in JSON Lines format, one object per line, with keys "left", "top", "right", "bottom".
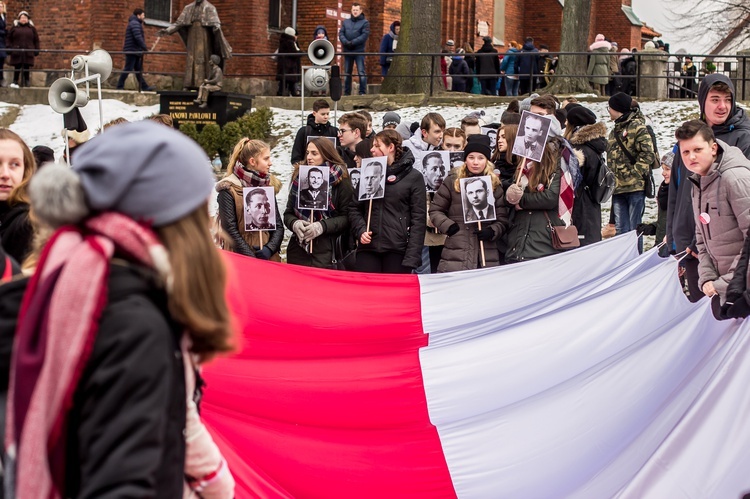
{"left": 338, "top": 128, "right": 351, "bottom": 134}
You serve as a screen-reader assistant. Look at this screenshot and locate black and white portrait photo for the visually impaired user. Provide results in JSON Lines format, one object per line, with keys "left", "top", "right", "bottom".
{"left": 243, "top": 186, "right": 277, "bottom": 231}
{"left": 297, "top": 165, "right": 330, "bottom": 210}
{"left": 459, "top": 176, "right": 497, "bottom": 224}
{"left": 350, "top": 167, "right": 361, "bottom": 193}
{"left": 359, "top": 157, "right": 387, "bottom": 200}
{"left": 449, "top": 151, "right": 465, "bottom": 169}
{"left": 306, "top": 135, "right": 337, "bottom": 148}
{"left": 481, "top": 127, "right": 498, "bottom": 150}
{"left": 415, "top": 150, "right": 450, "bottom": 192}
{"left": 511, "top": 110, "right": 552, "bottom": 163}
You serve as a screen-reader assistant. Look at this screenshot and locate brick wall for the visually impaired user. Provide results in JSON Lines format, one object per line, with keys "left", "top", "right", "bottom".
{"left": 504, "top": 0, "right": 525, "bottom": 48}
{"left": 3, "top": 0, "right": 655, "bottom": 90}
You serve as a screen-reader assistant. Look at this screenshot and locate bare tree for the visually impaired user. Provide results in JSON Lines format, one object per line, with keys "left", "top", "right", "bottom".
{"left": 543, "top": 0, "right": 593, "bottom": 94}
{"left": 381, "top": 0, "right": 443, "bottom": 94}
{"left": 666, "top": 0, "right": 750, "bottom": 54}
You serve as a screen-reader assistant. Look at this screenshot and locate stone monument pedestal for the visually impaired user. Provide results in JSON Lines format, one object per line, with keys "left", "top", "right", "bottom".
{"left": 158, "top": 91, "right": 253, "bottom": 129}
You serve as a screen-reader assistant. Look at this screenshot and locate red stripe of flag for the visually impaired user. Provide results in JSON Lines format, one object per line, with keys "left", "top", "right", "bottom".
{"left": 201, "top": 253, "right": 456, "bottom": 497}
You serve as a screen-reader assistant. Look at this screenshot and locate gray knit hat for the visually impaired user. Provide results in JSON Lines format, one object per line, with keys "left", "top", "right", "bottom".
{"left": 661, "top": 151, "right": 675, "bottom": 169}
{"left": 382, "top": 111, "right": 401, "bottom": 128}
{"left": 30, "top": 121, "right": 215, "bottom": 228}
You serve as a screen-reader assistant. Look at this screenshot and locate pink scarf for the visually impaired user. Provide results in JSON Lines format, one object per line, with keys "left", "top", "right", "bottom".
{"left": 5, "top": 212, "right": 170, "bottom": 498}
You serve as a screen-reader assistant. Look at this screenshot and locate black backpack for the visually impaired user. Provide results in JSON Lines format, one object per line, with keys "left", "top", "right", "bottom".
{"left": 589, "top": 151, "right": 616, "bottom": 204}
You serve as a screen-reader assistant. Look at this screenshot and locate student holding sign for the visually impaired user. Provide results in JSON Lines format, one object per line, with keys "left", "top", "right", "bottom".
{"left": 284, "top": 138, "right": 353, "bottom": 268}
{"left": 504, "top": 137, "right": 572, "bottom": 263}
{"left": 349, "top": 129, "right": 426, "bottom": 273}
{"left": 429, "top": 135, "right": 509, "bottom": 272}
{"left": 216, "top": 138, "right": 284, "bottom": 261}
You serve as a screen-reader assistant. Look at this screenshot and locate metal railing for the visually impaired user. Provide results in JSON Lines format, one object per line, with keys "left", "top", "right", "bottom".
{"left": 5, "top": 48, "right": 748, "bottom": 100}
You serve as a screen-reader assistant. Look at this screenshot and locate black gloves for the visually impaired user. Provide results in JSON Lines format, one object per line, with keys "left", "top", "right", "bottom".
{"left": 445, "top": 223, "right": 459, "bottom": 237}
{"left": 718, "top": 292, "right": 750, "bottom": 320}
{"left": 474, "top": 227, "right": 495, "bottom": 241}
{"left": 255, "top": 246, "right": 273, "bottom": 260}
{"left": 636, "top": 223, "right": 656, "bottom": 236}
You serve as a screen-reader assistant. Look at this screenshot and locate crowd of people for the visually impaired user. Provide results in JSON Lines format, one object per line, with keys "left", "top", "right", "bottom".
{"left": 1, "top": 50, "right": 750, "bottom": 496}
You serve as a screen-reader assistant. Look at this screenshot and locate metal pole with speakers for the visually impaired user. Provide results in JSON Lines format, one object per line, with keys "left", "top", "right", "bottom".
{"left": 48, "top": 49, "right": 113, "bottom": 163}
{"left": 301, "top": 39, "right": 335, "bottom": 126}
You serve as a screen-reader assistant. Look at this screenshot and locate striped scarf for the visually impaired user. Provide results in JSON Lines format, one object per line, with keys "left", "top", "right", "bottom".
{"left": 233, "top": 161, "right": 270, "bottom": 187}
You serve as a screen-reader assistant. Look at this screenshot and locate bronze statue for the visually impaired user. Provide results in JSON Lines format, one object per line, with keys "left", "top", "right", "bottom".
{"left": 157, "top": 0, "right": 232, "bottom": 89}
{"left": 194, "top": 54, "right": 223, "bottom": 108}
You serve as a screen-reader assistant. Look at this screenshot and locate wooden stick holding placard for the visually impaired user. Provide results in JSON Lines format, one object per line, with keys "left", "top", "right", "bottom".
{"left": 478, "top": 220, "right": 486, "bottom": 267}
{"left": 309, "top": 212, "right": 314, "bottom": 253}
{"left": 515, "top": 156, "right": 527, "bottom": 186}
{"left": 366, "top": 198, "right": 373, "bottom": 234}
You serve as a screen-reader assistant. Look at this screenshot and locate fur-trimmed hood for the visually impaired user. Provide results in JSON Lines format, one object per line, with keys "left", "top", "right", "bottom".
{"left": 568, "top": 122, "right": 608, "bottom": 146}
{"left": 589, "top": 40, "right": 611, "bottom": 51}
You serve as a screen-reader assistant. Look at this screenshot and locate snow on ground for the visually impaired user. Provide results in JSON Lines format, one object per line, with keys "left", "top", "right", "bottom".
{"left": 0, "top": 98, "right": 710, "bottom": 250}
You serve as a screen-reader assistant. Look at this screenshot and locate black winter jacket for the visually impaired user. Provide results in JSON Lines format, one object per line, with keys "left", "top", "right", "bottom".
{"left": 284, "top": 172, "right": 354, "bottom": 268}
{"left": 122, "top": 14, "right": 147, "bottom": 52}
{"left": 570, "top": 122, "right": 608, "bottom": 246}
{"left": 0, "top": 201, "right": 33, "bottom": 264}
{"left": 476, "top": 41, "right": 500, "bottom": 79}
{"left": 349, "top": 149, "right": 427, "bottom": 269}
{"left": 277, "top": 33, "right": 302, "bottom": 82}
{"left": 0, "top": 263, "right": 186, "bottom": 498}
{"left": 290, "top": 113, "right": 340, "bottom": 165}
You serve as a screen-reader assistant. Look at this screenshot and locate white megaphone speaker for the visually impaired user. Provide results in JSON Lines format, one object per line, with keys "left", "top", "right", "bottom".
{"left": 71, "top": 49, "right": 113, "bottom": 80}
{"left": 48, "top": 78, "right": 89, "bottom": 114}
{"left": 304, "top": 67, "right": 329, "bottom": 92}
{"left": 308, "top": 39, "right": 335, "bottom": 66}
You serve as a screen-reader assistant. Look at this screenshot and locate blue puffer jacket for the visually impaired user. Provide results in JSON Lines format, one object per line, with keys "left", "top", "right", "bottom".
{"left": 379, "top": 21, "right": 398, "bottom": 67}
{"left": 122, "top": 14, "right": 147, "bottom": 53}
{"left": 339, "top": 13, "right": 370, "bottom": 53}
{"left": 500, "top": 47, "right": 519, "bottom": 75}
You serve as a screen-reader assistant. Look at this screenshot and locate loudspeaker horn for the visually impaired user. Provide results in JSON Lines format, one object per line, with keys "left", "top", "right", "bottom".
{"left": 71, "top": 49, "right": 113, "bottom": 81}
{"left": 48, "top": 78, "right": 90, "bottom": 114}
{"left": 308, "top": 39, "right": 335, "bottom": 66}
{"left": 304, "top": 67, "right": 329, "bottom": 92}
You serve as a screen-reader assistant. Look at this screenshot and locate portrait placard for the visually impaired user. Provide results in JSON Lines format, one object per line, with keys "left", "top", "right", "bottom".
{"left": 349, "top": 167, "right": 361, "bottom": 193}
{"left": 306, "top": 135, "right": 338, "bottom": 148}
{"left": 449, "top": 151, "right": 465, "bottom": 169}
{"left": 414, "top": 149, "right": 451, "bottom": 192}
{"left": 243, "top": 186, "right": 276, "bottom": 231}
{"left": 481, "top": 127, "right": 498, "bottom": 150}
{"left": 297, "top": 165, "right": 330, "bottom": 210}
{"left": 358, "top": 157, "right": 387, "bottom": 200}
{"left": 511, "top": 110, "right": 552, "bottom": 163}
{"left": 459, "top": 175, "right": 497, "bottom": 224}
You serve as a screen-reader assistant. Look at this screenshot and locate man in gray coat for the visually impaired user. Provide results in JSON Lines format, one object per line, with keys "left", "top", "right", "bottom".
{"left": 667, "top": 74, "right": 750, "bottom": 301}
{"left": 676, "top": 119, "right": 750, "bottom": 304}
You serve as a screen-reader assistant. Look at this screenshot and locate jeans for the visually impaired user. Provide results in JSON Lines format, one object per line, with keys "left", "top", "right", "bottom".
{"left": 116, "top": 54, "right": 148, "bottom": 89}
{"left": 612, "top": 191, "right": 646, "bottom": 253}
{"left": 504, "top": 77, "right": 520, "bottom": 96}
{"left": 344, "top": 54, "right": 367, "bottom": 95}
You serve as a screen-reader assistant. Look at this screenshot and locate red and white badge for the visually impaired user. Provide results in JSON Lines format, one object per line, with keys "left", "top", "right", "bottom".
{"left": 699, "top": 212, "right": 711, "bottom": 225}
{"left": 387, "top": 175, "right": 396, "bottom": 182}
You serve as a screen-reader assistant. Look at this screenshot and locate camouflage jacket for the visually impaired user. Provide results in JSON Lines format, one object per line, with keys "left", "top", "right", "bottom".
{"left": 606, "top": 111, "right": 656, "bottom": 195}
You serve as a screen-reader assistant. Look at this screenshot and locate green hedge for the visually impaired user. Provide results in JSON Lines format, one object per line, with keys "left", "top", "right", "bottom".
{"left": 179, "top": 107, "right": 274, "bottom": 167}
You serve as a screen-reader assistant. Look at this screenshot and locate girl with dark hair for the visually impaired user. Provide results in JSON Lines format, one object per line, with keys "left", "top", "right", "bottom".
{"left": 216, "top": 138, "right": 284, "bottom": 260}
{"left": 492, "top": 124, "right": 520, "bottom": 191}
{"left": 284, "top": 137, "right": 354, "bottom": 268}
{"left": 349, "top": 129, "right": 426, "bottom": 273}
{"left": 504, "top": 137, "right": 577, "bottom": 262}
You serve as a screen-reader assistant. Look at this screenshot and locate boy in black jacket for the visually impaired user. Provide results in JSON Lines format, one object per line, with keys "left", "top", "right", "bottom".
{"left": 290, "top": 99, "right": 339, "bottom": 165}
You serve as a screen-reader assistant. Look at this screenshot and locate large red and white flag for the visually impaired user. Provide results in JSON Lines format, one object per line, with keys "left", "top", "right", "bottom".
{"left": 201, "top": 233, "right": 750, "bottom": 498}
